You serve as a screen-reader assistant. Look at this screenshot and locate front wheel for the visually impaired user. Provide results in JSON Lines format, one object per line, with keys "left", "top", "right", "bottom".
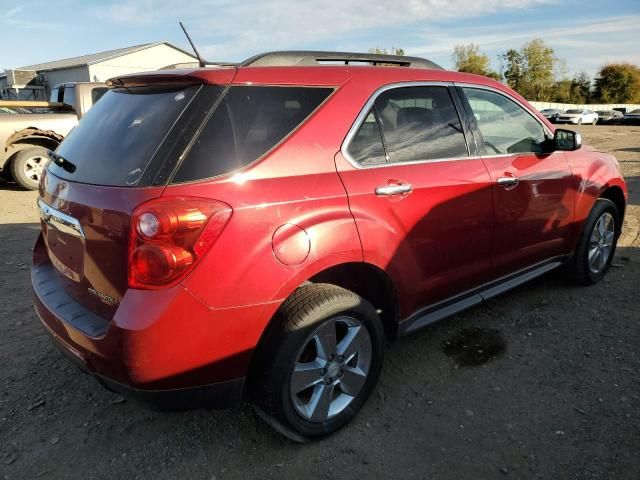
{"left": 567, "top": 198, "right": 620, "bottom": 285}
{"left": 251, "top": 284, "right": 385, "bottom": 442}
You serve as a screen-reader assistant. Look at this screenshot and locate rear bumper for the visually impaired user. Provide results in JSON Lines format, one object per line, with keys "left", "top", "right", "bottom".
{"left": 32, "top": 233, "right": 278, "bottom": 409}
{"left": 48, "top": 330, "right": 244, "bottom": 410}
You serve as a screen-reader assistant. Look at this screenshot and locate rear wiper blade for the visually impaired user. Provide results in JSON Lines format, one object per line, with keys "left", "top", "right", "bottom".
{"left": 48, "top": 150, "right": 76, "bottom": 173}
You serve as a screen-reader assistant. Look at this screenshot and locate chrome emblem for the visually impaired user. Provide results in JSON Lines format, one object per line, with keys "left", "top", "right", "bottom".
{"left": 87, "top": 287, "right": 119, "bottom": 305}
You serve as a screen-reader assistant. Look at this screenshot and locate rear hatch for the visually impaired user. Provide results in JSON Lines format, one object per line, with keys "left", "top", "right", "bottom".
{"left": 36, "top": 72, "right": 232, "bottom": 324}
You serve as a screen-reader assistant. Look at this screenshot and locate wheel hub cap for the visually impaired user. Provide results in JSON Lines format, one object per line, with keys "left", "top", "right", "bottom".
{"left": 588, "top": 212, "right": 615, "bottom": 274}
{"left": 290, "top": 316, "right": 372, "bottom": 422}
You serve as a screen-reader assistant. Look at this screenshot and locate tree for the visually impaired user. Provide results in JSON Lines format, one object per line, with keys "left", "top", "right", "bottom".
{"left": 594, "top": 63, "right": 640, "bottom": 103}
{"left": 501, "top": 39, "right": 556, "bottom": 100}
{"left": 572, "top": 71, "right": 591, "bottom": 103}
{"left": 369, "top": 47, "right": 405, "bottom": 56}
{"left": 502, "top": 48, "right": 525, "bottom": 92}
{"left": 452, "top": 44, "right": 499, "bottom": 79}
{"left": 552, "top": 72, "right": 591, "bottom": 103}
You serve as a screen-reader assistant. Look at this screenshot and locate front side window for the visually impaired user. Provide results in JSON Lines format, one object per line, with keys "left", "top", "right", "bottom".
{"left": 374, "top": 86, "right": 468, "bottom": 163}
{"left": 462, "top": 88, "right": 546, "bottom": 155}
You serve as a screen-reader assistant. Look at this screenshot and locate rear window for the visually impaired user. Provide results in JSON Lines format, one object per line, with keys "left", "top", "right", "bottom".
{"left": 50, "top": 86, "right": 201, "bottom": 186}
{"left": 172, "top": 86, "right": 333, "bottom": 183}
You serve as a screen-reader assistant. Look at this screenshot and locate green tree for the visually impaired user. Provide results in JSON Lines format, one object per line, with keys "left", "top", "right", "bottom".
{"left": 571, "top": 71, "right": 591, "bottom": 103}
{"left": 502, "top": 48, "right": 525, "bottom": 92}
{"left": 501, "top": 39, "right": 556, "bottom": 100}
{"left": 594, "top": 63, "right": 640, "bottom": 103}
{"left": 452, "top": 44, "right": 499, "bottom": 79}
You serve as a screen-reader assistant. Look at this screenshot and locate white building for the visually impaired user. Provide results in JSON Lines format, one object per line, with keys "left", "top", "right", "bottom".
{"left": 0, "top": 42, "right": 197, "bottom": 100}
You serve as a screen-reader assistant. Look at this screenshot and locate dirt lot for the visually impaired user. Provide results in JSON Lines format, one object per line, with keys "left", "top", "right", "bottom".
{"left": 1, "top": 125, "right": 639, "bottom": 480}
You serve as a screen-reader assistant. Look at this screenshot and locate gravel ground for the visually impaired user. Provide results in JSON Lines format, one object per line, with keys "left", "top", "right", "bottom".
{"left": 1, "top": 125, "right": 639, "bottom": 479}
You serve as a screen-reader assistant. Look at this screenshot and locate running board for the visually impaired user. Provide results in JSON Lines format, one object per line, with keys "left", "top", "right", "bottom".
{"left": 398, "top": 258, "right": 565, "bottom": 336}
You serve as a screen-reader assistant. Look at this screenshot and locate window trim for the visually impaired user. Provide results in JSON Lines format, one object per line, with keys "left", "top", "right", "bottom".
{"left": 341, "top": 81, "right": 474, "bottom": 169}
{"left": 454, "top": 82, "right": 553, "bottom": 158}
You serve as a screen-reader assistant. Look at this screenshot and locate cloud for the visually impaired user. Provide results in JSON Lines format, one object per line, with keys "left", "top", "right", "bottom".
{"left": 406, "top": 15, "right": 640, "bottom": 75}
{"left": 95, "top": 0, "right": 554, "bottom": 58}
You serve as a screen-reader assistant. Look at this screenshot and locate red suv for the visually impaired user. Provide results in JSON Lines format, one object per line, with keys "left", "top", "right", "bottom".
{"left": 33, "top": 51, "right": 627, "bottom": 441}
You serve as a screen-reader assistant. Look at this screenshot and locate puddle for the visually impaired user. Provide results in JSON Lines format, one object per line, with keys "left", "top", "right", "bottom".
{"left": 442, "top": 328, "right": 506, "bottom": 366}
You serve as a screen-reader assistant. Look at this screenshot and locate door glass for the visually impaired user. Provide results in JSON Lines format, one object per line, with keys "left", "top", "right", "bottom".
{"left": 346, "top": 110, "right": 387, "bottom": 166}
{"left": 374, "top": 86, "right": 468, "bottom": 163}
{"left": 463, "top": 88, "right": 546, "bottom": 155}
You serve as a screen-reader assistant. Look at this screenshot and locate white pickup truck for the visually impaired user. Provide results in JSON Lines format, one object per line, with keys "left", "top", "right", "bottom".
{"left": 0, "top": 82, "right": 107, "bottom": 189}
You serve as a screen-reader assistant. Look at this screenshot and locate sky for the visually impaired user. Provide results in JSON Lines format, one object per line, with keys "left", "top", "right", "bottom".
{"left": 0, "top": 0, "right": 638, "bottom": 78}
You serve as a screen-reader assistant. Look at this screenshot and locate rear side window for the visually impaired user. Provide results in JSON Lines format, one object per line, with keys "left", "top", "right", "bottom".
{"left": 62, "top": 86, "right": 76, "bottom": 109}
{"left": 374, "top": 86, "right": 468, "bottom": 164}
{"left": 51, "top": 86, "right": 201, "bottom": 186}
{"left": 91, "top": 87, "right": 108, "bottom": 105}
{"left": 172, "top": 86, "right": 333, "bottom": 183}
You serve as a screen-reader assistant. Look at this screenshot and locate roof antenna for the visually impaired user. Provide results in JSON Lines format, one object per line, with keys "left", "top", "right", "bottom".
{"left": 179, "top": 21, "right": 206, "bottom": 67}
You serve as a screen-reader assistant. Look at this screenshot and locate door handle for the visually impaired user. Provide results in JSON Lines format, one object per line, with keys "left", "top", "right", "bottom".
{"left": 375, "top": 182, "right": 413, "bottom": 196}
{"left": 497, "top": 176, "right": 519, "bottom": 189}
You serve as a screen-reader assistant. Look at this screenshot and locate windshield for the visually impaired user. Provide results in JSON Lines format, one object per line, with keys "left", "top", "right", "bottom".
{"left": 629, "top": 109, "right": 640, "bottom": 114}
{"left": 566, "top": 109, "right": 582, "bottom": 114}
{"left": 50, "top": 85, "right": 201, "bottom": 186}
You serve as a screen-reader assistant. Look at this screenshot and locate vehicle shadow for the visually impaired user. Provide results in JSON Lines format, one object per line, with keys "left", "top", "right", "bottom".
{"left": 0, "top": 176, "right": 27, "bottom": 191}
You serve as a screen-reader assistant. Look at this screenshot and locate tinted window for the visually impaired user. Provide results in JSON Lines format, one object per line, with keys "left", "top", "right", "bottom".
{"left": 347, "top": 110, "right": 386, "bottom": 166}
{"left": 173, "top": 86, "right": 332, "bottom": 183}
{"left": 373, "top": 86, "right": 468, "bottom": 163}
{"left": 50, "top": 87, "right": 61, "bottom": 103}
{"left": 91, "top": 87, "right": 108, "bottom": 105}
{"left": 62, "top": 86, "right": 75, "bottom": 109}
{"left": 462, "top": 88, "right": 546, "bottom": 154}
{"left": 51, "top": 86, "right": 200, "bottom": 186}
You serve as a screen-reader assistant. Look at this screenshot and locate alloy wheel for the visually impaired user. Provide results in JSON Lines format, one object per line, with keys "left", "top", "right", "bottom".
{"left": 588, "top": 212, "right": 615, "bottom": 274}
{"left": 23, "top": 154, "right": 47, "bottom": 183}
{"left": 290, "top": 316, "right": 372, "bottom": 422}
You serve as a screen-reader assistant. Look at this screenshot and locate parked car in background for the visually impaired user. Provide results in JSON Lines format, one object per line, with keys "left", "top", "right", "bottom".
{"left": 32, "top": 51, "right": 627, "bottom": 441}
{"left": 555, "top": 109, "right": 598, "bottom": 125}
{"left": 596, "top": 110, "right": 624, "bottom": 125}
{"left": 623, "top": 109, "right": 640, "bottom": 125}
{"left": 0, "top": 82, "right": 106, "bottom": 189}
{"left": 540, "top": 108, "right": 563, "bottom": 123}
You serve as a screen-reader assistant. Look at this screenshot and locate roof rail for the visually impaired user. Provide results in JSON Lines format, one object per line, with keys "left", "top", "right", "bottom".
{"left": 240, "top": 51, "right": 443, "bottom": 70}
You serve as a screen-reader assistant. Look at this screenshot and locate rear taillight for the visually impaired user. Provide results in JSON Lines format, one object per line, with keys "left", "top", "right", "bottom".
{"left": 128, "top": 197, "right": 232, "bottom": 289}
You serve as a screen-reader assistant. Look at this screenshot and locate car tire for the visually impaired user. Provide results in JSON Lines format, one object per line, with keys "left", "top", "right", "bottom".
{"left": 592, "top": 118, "right": 597, "bottom": 125}
{"left": 251, "top": 283, "right": 385, "bottom": 442}
{"left": 567, "top": 198, "right": 620, "bottom": 285}
{"left": 10, "top": 146, "right": 49, "bottom": 190}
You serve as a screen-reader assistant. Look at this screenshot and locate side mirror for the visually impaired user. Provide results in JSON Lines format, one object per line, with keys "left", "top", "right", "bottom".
{"left": 553, "top": 128, "right": 582, "bottom": 151}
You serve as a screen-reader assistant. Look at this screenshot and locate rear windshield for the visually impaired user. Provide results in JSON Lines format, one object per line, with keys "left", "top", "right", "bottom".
{"left": 172, "top": 86, "right": 333, "bottom": 183}
{"left": 49, "top": 84, "right": 332, "bottom": 186}
{"left": 50, "top": 86, "right": 201, "bottom": 186}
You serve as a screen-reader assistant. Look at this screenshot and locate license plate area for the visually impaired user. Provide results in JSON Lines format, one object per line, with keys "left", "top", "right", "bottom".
{"left": 38, "top": 199, "right": 85, "bottom": 282}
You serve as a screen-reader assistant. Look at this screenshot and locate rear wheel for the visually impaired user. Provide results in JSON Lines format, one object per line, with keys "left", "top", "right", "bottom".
{"left": 10, "top": 146, "right": 49, "bottom": 190}
{"left": 592, "top": 118, "right": 597, "bottom": 125}
{"left": 567, "top": 198, "right": 620, "bottom": 285}
{"left": 251, "top": 283, "right": 384, "bottom": 442}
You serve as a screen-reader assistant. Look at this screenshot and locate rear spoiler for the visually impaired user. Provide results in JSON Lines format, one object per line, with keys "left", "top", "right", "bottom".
{"left": 106, "top": 66, "right": 239, "bottom": 89}
{"left": 106, "top": 73, "right": 209, "bottom": 89}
